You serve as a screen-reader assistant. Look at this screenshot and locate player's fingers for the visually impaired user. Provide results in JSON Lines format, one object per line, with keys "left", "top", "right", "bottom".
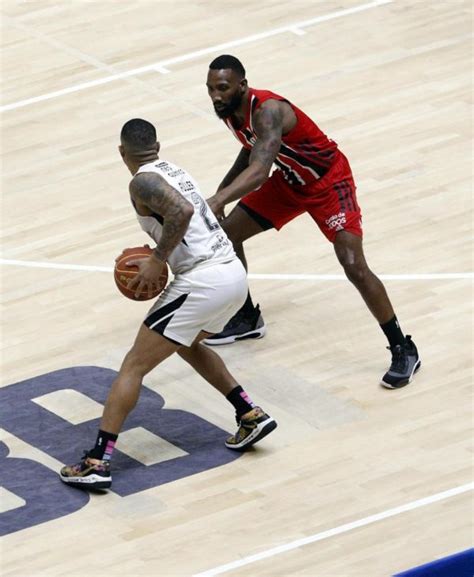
{"left": 147, "top": 282, "right": 156, "bottom": 299}
{"left": 127, "top": 275, "right": 139, "bottom": 290}
{"left": 134, "top": 279, "right": 147, "bottom": 299}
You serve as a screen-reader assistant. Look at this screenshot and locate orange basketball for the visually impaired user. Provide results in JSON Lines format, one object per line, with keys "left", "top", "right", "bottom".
{"left": 114, "top": 246, "right": 168, "bottom": 301}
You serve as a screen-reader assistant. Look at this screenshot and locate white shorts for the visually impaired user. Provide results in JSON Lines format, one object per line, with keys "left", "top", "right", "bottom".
{"left": 144, "top": 259, "right": 248, "bottom": 346}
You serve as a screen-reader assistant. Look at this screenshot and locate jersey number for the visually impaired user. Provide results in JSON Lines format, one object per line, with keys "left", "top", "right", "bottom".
{"left": 191, "top": 192, "right": 220, "bottom": 232}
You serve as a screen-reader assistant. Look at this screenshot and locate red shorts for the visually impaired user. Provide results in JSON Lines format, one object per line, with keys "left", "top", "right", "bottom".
{"left": 239, "top": 152, "right": 363, "bottom": 242}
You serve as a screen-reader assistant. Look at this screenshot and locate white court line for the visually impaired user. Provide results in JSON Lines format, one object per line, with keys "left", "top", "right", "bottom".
{"left": 1, "top": 0, "right": 392, "bottom": 112}
{"left": 193, "top": 483, "right": 473, "bottom": 577}
{"left": 0, "top": 259, "right": 473, "bottom": 281}
{"left": 250, "top": 272, "right": 474, "bottom": 281}
{"left": 0, "top": 259, "right": 113, "bottom": 273}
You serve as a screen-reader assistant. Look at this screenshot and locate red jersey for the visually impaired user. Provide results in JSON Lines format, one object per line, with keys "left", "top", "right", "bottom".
{"left": 223, "top": 88, "right": 340, "bottom": 186}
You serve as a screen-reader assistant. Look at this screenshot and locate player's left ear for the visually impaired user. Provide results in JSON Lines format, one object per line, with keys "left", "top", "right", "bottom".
{"left": 240, "top": 78, "right": 248, "bottom": 92}
{"left": 118, "top": 145, "right": 125, "bottom": 159}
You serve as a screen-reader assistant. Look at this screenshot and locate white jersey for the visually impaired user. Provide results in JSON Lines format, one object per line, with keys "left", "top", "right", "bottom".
{"left": 135, "top": 159, "right": 235, "bottom": 275}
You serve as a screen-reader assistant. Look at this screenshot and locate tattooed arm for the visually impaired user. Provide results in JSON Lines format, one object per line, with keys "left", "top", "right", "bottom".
{"left": 126, "top": 172, "right": 194, "bottom": 297}
{"left": 207, "top": 100, "right": 284, "bottom": 217}
{"left": 130, "top": 172, "right": 194, "bottom": 261}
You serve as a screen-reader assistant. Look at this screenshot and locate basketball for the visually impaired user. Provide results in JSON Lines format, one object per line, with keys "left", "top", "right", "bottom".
{"left": 114, "top": 246, "right": 168, "bottom": 301}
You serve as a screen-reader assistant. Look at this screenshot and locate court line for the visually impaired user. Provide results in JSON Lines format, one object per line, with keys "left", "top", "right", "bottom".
{"left": 1, "top": 259, "right": 472, "bottom": 281}
{"left": 1, "top": 0, "right": 392, "bottom": 112}
{"left": 193, "top": 483, "right": 473, "bottom": 577}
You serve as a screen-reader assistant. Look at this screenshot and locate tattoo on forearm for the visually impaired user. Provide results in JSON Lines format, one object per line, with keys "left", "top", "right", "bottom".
{"left": 250, "top": 104, "right": 283, "bottom": 170}
{"left": 250, "top": 137, "right": 280, "bottom": 169}
{"left": 130, "top": 172, "right": 193, "bottom": 261}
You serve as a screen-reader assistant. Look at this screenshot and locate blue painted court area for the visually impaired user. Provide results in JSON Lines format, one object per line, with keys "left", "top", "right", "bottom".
{"left": 394, "top": 548, "right": 473, "bottom": 577}
{"left": 0, "top": 366, "right": 242, "bottom": 536}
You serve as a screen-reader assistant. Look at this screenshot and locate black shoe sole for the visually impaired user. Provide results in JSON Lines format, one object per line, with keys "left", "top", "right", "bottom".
{"left": 203, "top": 326, "right": 266, "bottom": 346}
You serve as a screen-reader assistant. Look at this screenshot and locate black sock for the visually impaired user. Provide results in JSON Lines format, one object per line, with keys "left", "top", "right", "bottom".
{"left": 380, "top": 316, "right": 406, "bottom": 349}
{"left": 89, "top": 429, "right": 118, "bottom": 461}
{"left": 240, "top": 291, "right": 255, "bottom": 315}
{"left": 226, "top": 386, "right": 256, "bottom": 419}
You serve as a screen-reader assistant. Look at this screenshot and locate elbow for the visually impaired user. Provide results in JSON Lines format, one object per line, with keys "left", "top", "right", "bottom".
{"left": 254, "top": 167, "right": 271, "bottom": 187}
{"left": 183, "top": 203, "right": 194, "bottom": 224}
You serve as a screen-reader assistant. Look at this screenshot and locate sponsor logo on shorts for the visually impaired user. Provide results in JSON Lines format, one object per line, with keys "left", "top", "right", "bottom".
{"left": 325, "top": 212, "right": 346, "bottom": 231}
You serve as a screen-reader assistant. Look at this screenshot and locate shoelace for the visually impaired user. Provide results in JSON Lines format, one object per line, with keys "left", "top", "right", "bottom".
{"left": 67, "top": 451, "right": 90, "bottom": 473}
{"left": 387, "top": 345, "right": 409, "bottom": 373}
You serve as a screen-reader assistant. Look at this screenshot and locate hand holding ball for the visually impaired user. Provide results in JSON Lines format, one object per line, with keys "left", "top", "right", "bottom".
{"left": 114, "top": 246, "right": 168, "bottom": 301}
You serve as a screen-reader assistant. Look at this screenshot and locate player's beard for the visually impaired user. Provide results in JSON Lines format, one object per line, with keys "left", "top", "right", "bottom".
{"left": 213, "top": 91, "right": 243, "bottom": 119}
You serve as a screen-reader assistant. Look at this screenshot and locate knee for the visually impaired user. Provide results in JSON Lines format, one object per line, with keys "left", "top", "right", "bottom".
{"left": 342, "top": 261, "right": 371, "bottom": 286}
{"left": 120, "top": 348, "right": 150, "bottom": 381}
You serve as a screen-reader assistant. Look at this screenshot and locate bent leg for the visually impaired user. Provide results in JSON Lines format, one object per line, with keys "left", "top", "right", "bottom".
{"left": 221, "top": 205, "right": 267, "bottom": 271}
{"left": 180, "top": 332, "right": 277, "bottom": 449}
{"left": 334, "top": 231, "right": 420, "bottom": 387}
{"left": 334, "top": 231, "right": 395, "bottom": 323}
{"left": 100, "top": 325, "right": 180, "bottom": 433}
{"left": 60, "top": 325, "right": 181, "bottom": 487}
{"left": 178, "top": 332, "right": 239, "bottom": 396}
{"left": 209, "top": 176, "right": 303, "bottom": 344}
{"left": 202, "top": 205, "right": 268, "bottom": 344}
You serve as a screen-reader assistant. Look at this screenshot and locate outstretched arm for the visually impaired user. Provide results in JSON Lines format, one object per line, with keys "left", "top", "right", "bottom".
{"left": 208, "top": 101, "right": 283, "bottom": 217}
{"left": 127, "top": 172, "right": 194, "bottom": 297}
{"left": 217, "top": 146, "right": 251, "bottom": 191}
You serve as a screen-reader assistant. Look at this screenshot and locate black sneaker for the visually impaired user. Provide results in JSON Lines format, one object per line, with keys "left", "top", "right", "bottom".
{"left": 60, "top": 451, "right": 112, "bottom": 489}
{"left": 381, "top": 335, "right": 421, "bottom": 389}
{"left": 225, "top": 407, "right": 277, "bottom": 451}
{"left": 203, "top": 304, "right": 266, "bottom": 345}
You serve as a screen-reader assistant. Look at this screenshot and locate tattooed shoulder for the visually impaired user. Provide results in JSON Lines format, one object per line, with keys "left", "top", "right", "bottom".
{"left": 130, "top": 172, "right": 165, "bottom": 205}
{"left": 129, "top": 171, "right": 189, "bottom": 215}
{"left": 253, "top": 100, "right": 284, "bottom": 136}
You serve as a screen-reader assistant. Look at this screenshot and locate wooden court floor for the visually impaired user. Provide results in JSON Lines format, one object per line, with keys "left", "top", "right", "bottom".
{"left": 1, "top": 1, "right": 472, "bottom": 576}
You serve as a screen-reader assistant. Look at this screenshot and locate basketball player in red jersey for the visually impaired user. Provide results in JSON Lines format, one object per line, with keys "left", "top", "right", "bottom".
{"left": 204, "top": 55, "right": 420, "bottom": 389}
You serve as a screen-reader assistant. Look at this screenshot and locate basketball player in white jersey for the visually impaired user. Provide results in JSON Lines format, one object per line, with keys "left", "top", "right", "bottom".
{"left": 60, "top": 119, "right": 276, "bottom": 490}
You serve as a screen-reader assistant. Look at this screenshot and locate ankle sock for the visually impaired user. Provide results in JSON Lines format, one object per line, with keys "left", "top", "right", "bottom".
{"left": 226, "top": 386, "right": 256, "bottom": 419}
{"left": 241, "top": 292, "right": 255, "bottom": 316}
{"left": 89, "top": 429, "right": 118, "bottom": 461}
{"left": 380, "top": 315, "right": 406, "bottom": 349}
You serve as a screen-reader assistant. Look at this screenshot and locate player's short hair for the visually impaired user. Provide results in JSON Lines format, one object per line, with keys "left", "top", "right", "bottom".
{"left": 121, "top": 118, "right": 157, "bottom": 150}
{"left": 209, "top": 55, "right": 246, "bottom": 78}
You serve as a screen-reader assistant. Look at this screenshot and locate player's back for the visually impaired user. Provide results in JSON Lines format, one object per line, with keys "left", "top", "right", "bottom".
{"left": 135, "top": 159, "right": 235, "bottom": 274}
